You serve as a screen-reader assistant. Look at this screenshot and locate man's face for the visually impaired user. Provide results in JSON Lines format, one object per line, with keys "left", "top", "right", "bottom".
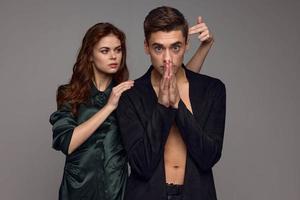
{"left": 144, "top": 30, "right": 188, "bottom": 75}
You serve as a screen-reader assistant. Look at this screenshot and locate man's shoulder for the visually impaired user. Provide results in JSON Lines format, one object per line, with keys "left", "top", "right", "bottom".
{"left": 186, "top": 69, "right": 225, "bottom": 91}
{"left": 120, "top": 73, "right": 152, "bottom": 101}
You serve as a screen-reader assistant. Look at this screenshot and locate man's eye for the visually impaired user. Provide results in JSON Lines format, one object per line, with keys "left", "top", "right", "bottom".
{"left": 154, "top": 47, "right": 162, "bottom": 53}
{"left": 173, "top": 46, "right": 180, "bottom": 52}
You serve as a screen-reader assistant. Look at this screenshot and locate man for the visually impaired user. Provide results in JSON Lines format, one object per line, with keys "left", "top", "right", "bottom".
{"left": 117, "top": 6, "right": 226, "bottom": 200}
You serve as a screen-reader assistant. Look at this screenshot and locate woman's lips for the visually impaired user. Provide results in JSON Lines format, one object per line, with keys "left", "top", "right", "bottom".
{"left": 108, "top": 63, "right": 118, "bottom": 68}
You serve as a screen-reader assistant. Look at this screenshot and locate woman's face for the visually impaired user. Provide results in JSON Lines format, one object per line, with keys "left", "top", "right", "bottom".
{"left": 91, "top": 34, "right": 122, "bottom": 76}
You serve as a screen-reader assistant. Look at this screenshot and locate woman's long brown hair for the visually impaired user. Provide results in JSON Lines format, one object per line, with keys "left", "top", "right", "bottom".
{"left": 56, "top": 23, "right": 129, "bottom": 115}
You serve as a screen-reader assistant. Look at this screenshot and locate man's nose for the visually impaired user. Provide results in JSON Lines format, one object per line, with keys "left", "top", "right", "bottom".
{"left": 163, "top": 49, "right": 172, "bottom": 63}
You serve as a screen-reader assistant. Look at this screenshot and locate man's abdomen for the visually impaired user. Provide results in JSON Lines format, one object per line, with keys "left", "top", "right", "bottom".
{"left": 164, "top": 124, "right": 187, "bottom": 184}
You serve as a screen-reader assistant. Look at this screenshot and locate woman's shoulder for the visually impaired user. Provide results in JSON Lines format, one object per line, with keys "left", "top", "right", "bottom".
{"left": 57, "top": 84, "right": 71, "bottom": 95}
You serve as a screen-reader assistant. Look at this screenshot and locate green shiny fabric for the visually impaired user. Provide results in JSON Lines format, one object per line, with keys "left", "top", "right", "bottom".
{"left": 50, "top": 82, "right": 127, "bottom": 200}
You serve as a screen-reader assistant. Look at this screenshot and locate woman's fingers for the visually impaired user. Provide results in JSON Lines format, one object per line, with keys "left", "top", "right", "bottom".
{"left": 113, "top": 80, "right": 134, "bottom": 94}
{"left": 189, "top": 23, "right": 207, "bottom": 35}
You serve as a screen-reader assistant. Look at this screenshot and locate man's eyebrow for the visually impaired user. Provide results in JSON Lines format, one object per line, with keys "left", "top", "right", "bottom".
{"left": 151, "top": 43, "right": 163, "bottom": 47}
{"left": 171, "top": 42, "right": 183, "bottom": 47}
{"left": 151, "top": 42, "right": 183, "bottom": 47}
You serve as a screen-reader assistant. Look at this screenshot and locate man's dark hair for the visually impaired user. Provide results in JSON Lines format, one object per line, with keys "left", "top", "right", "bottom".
{"left": 144, "top": 6, "right": 189, "bottom": 43}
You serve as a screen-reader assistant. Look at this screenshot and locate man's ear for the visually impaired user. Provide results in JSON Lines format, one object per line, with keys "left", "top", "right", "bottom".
{"left": 144, "top": 40, "right": 150, "bottom": 54}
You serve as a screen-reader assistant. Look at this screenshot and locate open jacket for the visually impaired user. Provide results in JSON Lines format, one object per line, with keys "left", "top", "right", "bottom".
{"left": 117, "top": 65, "right": 226, "bottom": 200}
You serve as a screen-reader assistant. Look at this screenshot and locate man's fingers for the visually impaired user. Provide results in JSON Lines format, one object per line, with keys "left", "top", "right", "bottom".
{"left": 164, "top": 60, "right": 172, "bottom": 78}
{"left": 164, "top": 77, "right": 170, "bottom": 90}
{"left": 169, "top": 62, "right": 172, "bottom": 77}
{"left": 168, "top": 61, "right": 176, "bottom": 91}
{"left": 169, "top": 61, "right": 173, "bottom": 77}
{"left": 163, "top": 62, "right": 169, "bottom": 79}
{"left": 170, "top": 73, "right": 176, "bottom": 90}
{"left": 160, "top": 76, "right": 165, "bottom": 89}
{"left": 160, "top": 75, "right": 168, "bottom": 91}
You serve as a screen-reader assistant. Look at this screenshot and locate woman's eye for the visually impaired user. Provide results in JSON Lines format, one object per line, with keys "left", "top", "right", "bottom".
{"left": 100, "top": 50, "right": 108, "bottom": 54}
{"left": 115, "top": 48, "right": 122, "bottom": 53}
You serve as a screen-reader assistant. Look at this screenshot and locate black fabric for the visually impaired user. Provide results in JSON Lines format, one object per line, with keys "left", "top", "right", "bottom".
{"left": 166, "top": 183, "right": 183, "bottom": 200}
{"left": 117, "top": 65, "right": 226, "bottom": 200}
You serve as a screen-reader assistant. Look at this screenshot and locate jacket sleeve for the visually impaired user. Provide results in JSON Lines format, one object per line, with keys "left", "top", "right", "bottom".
{"left": 175, "top": 81, "right": 226, "bottom": 171}
{"left": 49, "top": 104, "right": 77, "bottom": 155}
{"left": 117, "top": 92, "right": 176, "bottom": 180}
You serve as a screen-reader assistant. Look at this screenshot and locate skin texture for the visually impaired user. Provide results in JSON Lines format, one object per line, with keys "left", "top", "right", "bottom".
{"left": 69, "top": 16, "right": 214, "bottom": 157}
{"left": 187, "top": 16, "right": 214, "bottom": 71}
{"left": 91, "top": 34, "right": 122, "bottom": 80}
{"left": 145, "top": 30, "right": 191, "bottom": 184}
{"left": 68, "top": 34, "right": 134, "bottom": 154}
{"left": 68, "top": 16, "right": 213, "bottom": 155}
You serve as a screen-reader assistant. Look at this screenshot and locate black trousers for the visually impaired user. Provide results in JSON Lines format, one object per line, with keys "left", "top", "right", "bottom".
{"left": 166, "top": 183, "right": 183, "bottom": 200}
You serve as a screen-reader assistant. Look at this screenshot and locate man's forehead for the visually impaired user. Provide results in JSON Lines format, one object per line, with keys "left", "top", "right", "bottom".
{"left": 148, "top": 30, "right": 186, "bottom": 45}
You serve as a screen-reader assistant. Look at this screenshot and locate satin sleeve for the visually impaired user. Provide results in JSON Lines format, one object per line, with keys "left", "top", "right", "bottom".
{"left": 49, "top": 104, "right": 78, "bottom": 155}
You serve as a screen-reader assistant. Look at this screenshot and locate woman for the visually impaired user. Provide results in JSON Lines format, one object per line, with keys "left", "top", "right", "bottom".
{"left": 50, "top": 20, "right": 213, "bottom": 200}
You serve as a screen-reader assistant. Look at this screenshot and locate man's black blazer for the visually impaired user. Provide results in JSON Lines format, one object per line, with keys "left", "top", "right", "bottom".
{"left": 117, "top": 65, "right": 226, "bottom": 200}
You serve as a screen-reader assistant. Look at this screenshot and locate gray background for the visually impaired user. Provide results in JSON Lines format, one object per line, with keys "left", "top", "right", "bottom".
{"left": 0, "top": 0, "right": 299, "bottom": 199}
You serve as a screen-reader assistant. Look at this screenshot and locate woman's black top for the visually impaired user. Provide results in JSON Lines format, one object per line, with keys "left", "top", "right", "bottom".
{"left": 50, "top": 82, "right": 127, "bottom": 200}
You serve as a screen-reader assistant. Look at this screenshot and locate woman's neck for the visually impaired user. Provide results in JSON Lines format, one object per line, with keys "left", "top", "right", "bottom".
{"left": 93, "top": 71, "right": 113, "bottom": 92}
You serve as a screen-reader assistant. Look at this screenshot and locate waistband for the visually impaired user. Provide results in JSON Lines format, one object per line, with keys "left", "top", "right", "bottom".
{"left": 166, "top": 183, "right": 184, "bottom": 195}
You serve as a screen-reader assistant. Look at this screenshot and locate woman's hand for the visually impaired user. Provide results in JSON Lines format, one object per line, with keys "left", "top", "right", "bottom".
{"left": 186, "top": 16, "right": 214, "bottom": 73}
{"left": 106, "top": 80, "right": 134, "bottom": 110}
{"left": 189, "top": 16, "right": 214, "bottom": 44}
